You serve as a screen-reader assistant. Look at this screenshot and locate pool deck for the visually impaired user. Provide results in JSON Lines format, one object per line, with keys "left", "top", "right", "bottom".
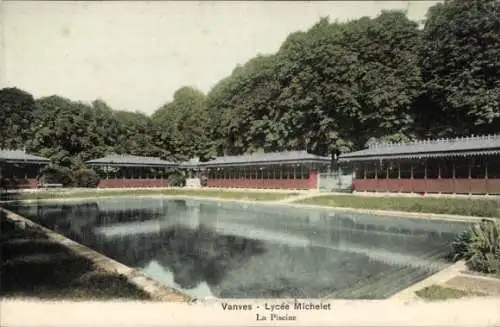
{"left": 391, "top": 261, "right": 500, "bottom": 301}
{"left": 275, "top": 191, "right": 322, "bottom": 203}
{"left": 390, "top": 261, "right": 467, "bottom": 301}
{"left": 6, "top": 186, "right": 500, "bottom": 198}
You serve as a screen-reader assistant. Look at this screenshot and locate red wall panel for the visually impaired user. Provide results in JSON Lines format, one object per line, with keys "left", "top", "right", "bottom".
{"left": 411, "top": 179, "right": 427, "bottom": 193}
{"left": 205, "top": 168, "right": 317, "bottom": 190}
{"left": 486, "top": 179, "right": 500, "bottom": 195}
{"left": 206, "top": 178, "right": 312, "bottom": 190}
{"left": 353, "top": 178, "right": 500, "bottom": 195}
{"left": 468, "top": 179, "right": 487, "bottom": 194}
{"left": 26, "top": 179, "right": 40, "bottom": 188}
{"left": 425, "top": 179, "right": 453, "bottom": 193}
{"left": 5, "top": 178, "right": 40, "bottom": 189}
{"left": 97, "top": 178, "right": 168, "bottom": 188}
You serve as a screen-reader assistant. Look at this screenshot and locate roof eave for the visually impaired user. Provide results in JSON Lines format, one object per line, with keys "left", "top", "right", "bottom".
{"left": 179, "top": 164, "right": 200, "bottom": 169}
{"left": 1, "top": 159, "right": 51, "bottom": 165}
{"left": 338, "top": 150, "right": 500, "bottom": 162}
{"left": 199, "top": 158, "right": 331, "bottom": 167}
{"left": 87, "top": 162, "right": 178, "bottom": 167}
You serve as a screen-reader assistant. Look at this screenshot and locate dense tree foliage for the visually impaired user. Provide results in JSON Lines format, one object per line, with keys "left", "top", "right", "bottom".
{"left": 30, "top": 96, "right": 116, "bottom": 168}
{"left": 152, "top": 86, "right": 215, "bottom": 161}
{"left": 112, "top": 109, "right": 164, "bottom": 157}
{"left": 1, "top": 0, "right": 498, "bottom": 185}
{"left": 0, "top": 88, "right": 36, "bottom": 149}
{"left": 416, "top": 0, "right": 500, "bottom": 137}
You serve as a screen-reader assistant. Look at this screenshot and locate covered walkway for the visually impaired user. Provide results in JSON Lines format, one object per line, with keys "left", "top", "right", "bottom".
{"left": 86, "top": 155, "right": 177, "bottom": 188}
{"left": 338, "top": 135, "right": 500, "bottom": 195}
{"left": 0, "top": 150, "right": 51, "bottom": 189}
{"left": 183, "top": 151, "right": 332, "bottom": 190}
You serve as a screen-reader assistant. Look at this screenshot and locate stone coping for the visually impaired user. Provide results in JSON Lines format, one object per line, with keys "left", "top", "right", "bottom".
{"left": 390, "top": 261, "right": 468, "bottom": 301}
{"left": 0, "top": 207, "right": 193, "bottom": 302}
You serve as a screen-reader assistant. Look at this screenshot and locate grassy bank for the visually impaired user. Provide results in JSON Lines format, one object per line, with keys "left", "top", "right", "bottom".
{"left": 2, "top": 188, "right": 298, "bottom": 202}
{"left": 415, "top": 285, "right": 486, "bottom": 301}
{"left": 0, "top": 216, "right": 152, "bottom": 300}
{"left": 298, "top": 194, "right": 500, "bottom": 218}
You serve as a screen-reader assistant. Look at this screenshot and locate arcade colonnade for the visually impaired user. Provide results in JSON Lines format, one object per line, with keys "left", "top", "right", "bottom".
{"left": 0, "top": 150, "right": 51, "bottom": 188}
{"left": 338, "top": 135, "right": 500, "bottom": 195}
{"left": 3, "top": 135, "right": 499, "bottom": 195}
{"left": 86, "top": 155, "right": 177, "bottom": 188}
{"left": 87, "top": 151, "right": 332, "bottom": 190}
{"left": 182, "top": 151, "right": 332, "bottom": 190}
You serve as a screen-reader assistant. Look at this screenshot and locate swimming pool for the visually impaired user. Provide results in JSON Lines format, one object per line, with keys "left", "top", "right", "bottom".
{"left": 5, "top": 197, "right": 472, "bottom": 299}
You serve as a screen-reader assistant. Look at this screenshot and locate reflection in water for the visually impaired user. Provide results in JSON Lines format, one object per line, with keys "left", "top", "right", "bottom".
{"left": 6, "top": 198, "right": 472, "bottom": 299}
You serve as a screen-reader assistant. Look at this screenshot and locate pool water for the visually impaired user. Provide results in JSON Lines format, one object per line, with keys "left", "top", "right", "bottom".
{"left": 5, "top": 197, "right": 472, "bottom": 299}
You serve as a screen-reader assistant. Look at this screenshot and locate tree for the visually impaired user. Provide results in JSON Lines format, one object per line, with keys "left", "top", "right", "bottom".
{"left": 112, "top": 110, "right": 164, "bottom": 157}
{"left": 341, "top": 11, "right": 423, "bottom": 146}
{"left": 418, "top": 0, "right": 500, "bottom": 137}
{"left": 153, "top": 87, "right": 215, "bottom": 160}
{"left": 206, "top": 55, "right": 281, "bottom": 155}
{"left": 206, "top": 11, "right": 423, "bottom": 156}
{"left": 31, "top": 96, "right": 118, "bottom": 169}
{"left": 0, "top": 87, "right": 36, "bottom": 149}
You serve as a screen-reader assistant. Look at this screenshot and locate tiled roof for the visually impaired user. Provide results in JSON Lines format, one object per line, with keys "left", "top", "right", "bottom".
{"left": 86, "top": 155, "right": 178, "bottom": 167}
{"left": 0, "top": 150, "right": 51, "bottom": 164}
{"left": 198, "top": 150, "right": 331, "bottom": 167}
{"left": 338, "top": 135, "right": 500, "bottom": 162}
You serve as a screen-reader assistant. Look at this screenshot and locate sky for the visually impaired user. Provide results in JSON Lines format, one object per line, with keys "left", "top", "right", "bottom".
{"left": 1, "top": 1, "right": 439, "bottom": 115}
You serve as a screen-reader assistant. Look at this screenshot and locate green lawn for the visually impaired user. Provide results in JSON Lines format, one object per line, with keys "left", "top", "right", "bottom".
{"left": 415, "top": 285, "right": 486, "bottom": 301}
{"left": 297, "top": 194, "right": 500, "bottom": 218}
{"left": 3, "top": 188, "right": 298, "bottom": 202}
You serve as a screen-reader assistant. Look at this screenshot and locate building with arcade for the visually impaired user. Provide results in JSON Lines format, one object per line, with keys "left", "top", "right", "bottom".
{"left": 86, "top": 154, "right": 178, "bottom": 188}
{"left": 184, "top": 150, "right": 332, "bottom": 190}
{"left": 337, "top": 135, "right": 500, "bottom": 195}
{"left": 0, "top": 149, "right": 51, "bottom": 189}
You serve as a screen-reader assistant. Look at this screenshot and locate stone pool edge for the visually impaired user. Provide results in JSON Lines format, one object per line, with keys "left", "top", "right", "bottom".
{"left": 5, "top": 193, "right": 492, "bottom": 223}
{"left": 0, "top": 207, "right": 194, "bottom": 302}
{"left": 389, "top": 261, "right": 467, "bottom": 301}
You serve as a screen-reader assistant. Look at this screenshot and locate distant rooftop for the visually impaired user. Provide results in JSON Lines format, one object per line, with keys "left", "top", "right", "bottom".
{"left": 179, "top": 157, "right": 201, "bottom": 169}
{"left": 338, "top": 134, "right": 500, "bottom": 162}
{"left": 86, "top": 154, "right": 178, "bottom": 167}
{"left": 197, "top": 150, "right": 331, "bottom": 167}
{"left": 0, "top": 149, "right": 51, "bottom": 164}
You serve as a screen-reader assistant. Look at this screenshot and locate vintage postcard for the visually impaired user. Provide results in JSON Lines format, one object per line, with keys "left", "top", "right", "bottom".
{"left": 1, "top": 1, "right": 499, "bottom": 326}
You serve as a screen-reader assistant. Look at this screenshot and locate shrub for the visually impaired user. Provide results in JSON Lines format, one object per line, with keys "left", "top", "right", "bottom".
{"left": 449, "top": 219, "right": 500, "bottom": 274}
{"left": 167, "top": 172, "right": 185, "bottom": 187}
{"left": 450, "top": 230, "right": 472, "bottom": 261}
{"left": 73, "top": 168, "right": 100, "bottom": 188}
{"left": 40, "top": 165, "right": 74, "bottom": 187}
